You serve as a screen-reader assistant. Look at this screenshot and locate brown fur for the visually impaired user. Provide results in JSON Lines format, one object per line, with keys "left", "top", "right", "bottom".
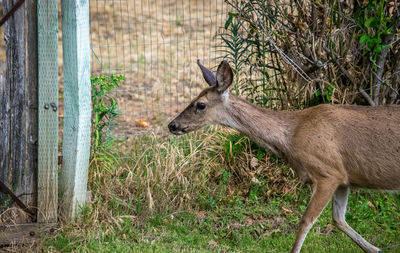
{"left": 169, "top": 61, "right": 400, "bottom": 253}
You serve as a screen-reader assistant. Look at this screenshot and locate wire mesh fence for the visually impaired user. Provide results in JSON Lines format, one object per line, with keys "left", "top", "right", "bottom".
{"left": 89, "top": 0, "right": 228, "bottom": 137}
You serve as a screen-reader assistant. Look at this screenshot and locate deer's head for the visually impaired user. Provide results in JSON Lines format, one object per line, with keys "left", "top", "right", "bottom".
{"left": 168, "top": 60, "right": 233, "bottom": 135}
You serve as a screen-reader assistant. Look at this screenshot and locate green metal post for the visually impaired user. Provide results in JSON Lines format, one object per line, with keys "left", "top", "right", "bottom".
{"left": 60, "top": 0, "right": 91, "bottom": 219}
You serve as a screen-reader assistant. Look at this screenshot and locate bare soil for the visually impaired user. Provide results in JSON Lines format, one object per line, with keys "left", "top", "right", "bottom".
{"left": 1, "top": 1, "right": 228, "bottom": 136}
{"left": 88, "top": 0, "right": 228, "bottom": 136}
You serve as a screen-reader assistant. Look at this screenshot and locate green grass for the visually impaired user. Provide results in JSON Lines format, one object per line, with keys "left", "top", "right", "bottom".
{"left": 43, "top": 189, "right": 400, "bottom": 252}
{"left": 30, "top": 129, "right": 400, "bottom": 252}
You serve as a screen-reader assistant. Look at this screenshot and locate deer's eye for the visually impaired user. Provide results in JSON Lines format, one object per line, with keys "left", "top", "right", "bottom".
{"left": 196, "top": 102, "right": 206, "bottom": 110}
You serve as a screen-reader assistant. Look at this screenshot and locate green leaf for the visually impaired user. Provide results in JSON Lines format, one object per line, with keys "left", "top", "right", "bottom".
{"left": 383, "top": 27, "right": 393, "bottom": 35}
{"left": 225, "top": 16, "right": 233, "bottom": 29}
{"left": 364, "top": 17, "right": 379, "bottom": 28}
{"left": 374, "top": 44, "right": 390, "bottom": 54}
{"left": 327, "top": 85, "right": 333, "bottom": 95}
{"left": 228, "top": 12, "right": 238, "bottom": 18}
{"left": 367, "top": 36, "right": 381, "bottom": 48}
{"left": 366, "top": 1, "right": 377, "bottom": 10}
{"left": 384, "top": 17, "right": 392, "bottom": 23}
{"left": 359, "top": 34, "right": 370, "bottom": 44}
{"left": 91, "top": 74, "right": 124, "bottom": 150}
{"left": 326, "top": 95, "right": 331, "bottom": 102}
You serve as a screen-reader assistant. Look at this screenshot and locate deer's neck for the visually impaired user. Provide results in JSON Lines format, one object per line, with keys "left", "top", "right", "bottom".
{"left": 221, "top": 93, "right": 297, "bottom": 157}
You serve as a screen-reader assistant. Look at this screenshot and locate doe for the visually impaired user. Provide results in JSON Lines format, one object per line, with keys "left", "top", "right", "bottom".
{"left": 168, "top": 60, "right": 400, "bottom": 253}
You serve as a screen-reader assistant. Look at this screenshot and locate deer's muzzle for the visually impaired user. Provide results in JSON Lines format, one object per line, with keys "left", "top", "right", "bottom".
{"left": 168, "top": 121, "right": 187, "bottom": 135}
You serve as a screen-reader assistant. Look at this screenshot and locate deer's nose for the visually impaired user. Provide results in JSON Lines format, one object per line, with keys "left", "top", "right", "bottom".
{"left": 168, "top": 122, "right": 177, "bottom": 132}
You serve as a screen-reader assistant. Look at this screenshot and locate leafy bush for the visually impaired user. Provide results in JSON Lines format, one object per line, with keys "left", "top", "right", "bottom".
{"left": 90, "top": 74, "right": 125, "bottom": 174}
{"left": 91, "top": 74, "right": 125, "bottom": 150}
{"left": 221, "top": 0, "right": 400, "bottom": 107}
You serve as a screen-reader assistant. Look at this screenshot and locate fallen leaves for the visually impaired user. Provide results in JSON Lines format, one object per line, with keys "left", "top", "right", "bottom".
{"left": 135, "top": 118, "right": 150, "bottom": 128}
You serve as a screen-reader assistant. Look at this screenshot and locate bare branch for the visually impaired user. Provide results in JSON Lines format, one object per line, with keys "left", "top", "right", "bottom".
{"left": 390, "top": 48, "right": 400, "bottom": 104}
{"left": 372, "top": 35, "right": 393, "bottom": 105}
{"left": 235, "top": 1, "right": 314, "bottom": 82}
{"left": 322, "top": 46, "right": 357, "bottom": 86}
{"left": 358, "top": 87, "right": 376, "bottom": 106}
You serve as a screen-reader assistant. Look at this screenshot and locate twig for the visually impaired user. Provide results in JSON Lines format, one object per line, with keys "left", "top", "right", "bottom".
{"left": 358, "top": 87, "right": 376, "bottom": 106}
{"left": 372, "top": 34, "right": 393, "bottom": 105}
{"left": 390, "top": 49, "right": 400, "bottom": 104}
{"left": 322, "top": 46, "right": 357, "bottom": 85}
{"left": 371, "top": 71, "right": 400, "bottom": 95}
{"left": 237, "top": 0, "right": 313, "bottom": 83}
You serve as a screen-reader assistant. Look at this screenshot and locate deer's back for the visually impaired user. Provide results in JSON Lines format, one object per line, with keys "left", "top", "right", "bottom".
{"left": 290, "top": 104, "right": 400, "bottom": 190}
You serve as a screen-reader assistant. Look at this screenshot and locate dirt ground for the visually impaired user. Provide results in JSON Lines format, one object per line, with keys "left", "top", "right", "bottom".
{"left": 1, "top": 1, "right": 228, "bottom": 137}
{"left": 0, "top": 0, "right": 228, "bottom": 225}
{"left": 88, "top": 0, "right": 228, "bottom": 136}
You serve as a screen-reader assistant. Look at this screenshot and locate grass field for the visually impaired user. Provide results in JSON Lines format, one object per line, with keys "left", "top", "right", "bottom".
{"left": 42, "top": 193, "right": 400, "bottom": 253}
{"left": 6, "top": 128, "right": 399, "bottom": 252}
{"left": 1, "top": 1, "right": 399, "bottom": 252}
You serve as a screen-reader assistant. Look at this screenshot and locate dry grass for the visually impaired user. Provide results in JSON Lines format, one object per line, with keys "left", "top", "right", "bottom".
{"left": 0, "top": 126, "right": 299, "bottom": 251}
{"left": 5, "top": 127, "right": 297, "bottom": 252}
{"left": 88, "top": 127, "right": 299, "bottom": 217}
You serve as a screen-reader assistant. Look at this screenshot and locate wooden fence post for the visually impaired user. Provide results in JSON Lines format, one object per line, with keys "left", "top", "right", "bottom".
{"left": 1, "top": 0, "right": 27, "bottom": 214}
{"left": 1, "top": 0, "right": 38, "bottom": 223}
{"left": 60, "top": 0, "right": 91, "bottom": 220}
{"left": 26, "top": 0, "right": 39, "bottom": 213}
{"left": 37, "top": 0, "right": 59, "bottom": 223}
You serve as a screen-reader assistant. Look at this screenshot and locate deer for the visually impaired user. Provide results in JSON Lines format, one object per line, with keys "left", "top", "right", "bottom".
{"left": 168, "top": 60, "right": 400, "bottom": 253}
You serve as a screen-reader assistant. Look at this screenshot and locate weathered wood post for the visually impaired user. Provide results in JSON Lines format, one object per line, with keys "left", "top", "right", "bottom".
{"left": 60, "top": 0, "right": 91, "bottom": 220}
{"left": 2, "top": 0, "right": 28, "bottom": 208}
{"left": 26, "top": 0, "right": 39, "bottom": 219}
{"left": 37, "top": 0, "right": 59, "bottom": 223}
{"left": 1, "top": 0, "right": 32, "bottom": 215}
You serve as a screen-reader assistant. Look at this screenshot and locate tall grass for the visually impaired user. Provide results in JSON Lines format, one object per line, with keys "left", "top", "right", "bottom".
{"left": 88, "top": 127, "right": 299, "bottom": 218}
{"left": 17, "top": 128, "right": 399, "bottom": 252}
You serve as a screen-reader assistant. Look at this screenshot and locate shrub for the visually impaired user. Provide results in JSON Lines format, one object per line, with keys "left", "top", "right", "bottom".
{"left": 220, "top": 0, "right": 400, "bottom": 107}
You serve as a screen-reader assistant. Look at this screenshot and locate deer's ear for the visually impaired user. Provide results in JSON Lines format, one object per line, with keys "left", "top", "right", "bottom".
{"left": 197, "top": 59, "right": 217, "bottom": 86}
{"left": 216, "top": 60, "right": 233, "bottom": 93}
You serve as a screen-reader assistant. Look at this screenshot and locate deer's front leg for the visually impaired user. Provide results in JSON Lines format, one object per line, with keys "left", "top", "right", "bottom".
{"left": 291, "top": 181, "right": 339, "bottom": 253}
